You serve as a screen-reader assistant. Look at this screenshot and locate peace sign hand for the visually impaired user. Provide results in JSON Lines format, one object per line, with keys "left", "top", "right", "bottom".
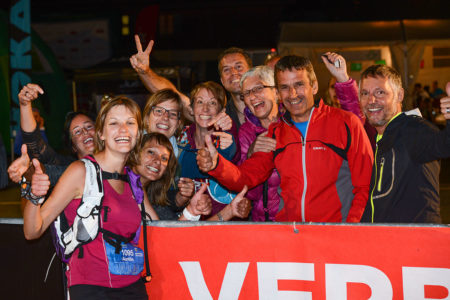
{"left": 129, "top": 34, "right": 154, "bottom": 75}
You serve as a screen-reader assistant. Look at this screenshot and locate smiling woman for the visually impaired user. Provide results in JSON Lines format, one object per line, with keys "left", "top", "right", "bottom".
{"left": 237, "top": 66, "right": 281, "bottom": 221}
{"left": 23, "top": 96, "right": 149, "bottom": 300}
{"left": 177, "top": 81, "right": 251, "bottom": 221}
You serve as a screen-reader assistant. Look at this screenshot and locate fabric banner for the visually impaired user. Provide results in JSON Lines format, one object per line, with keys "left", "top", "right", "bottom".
{"left": 139, "top": 222, "right": 450, "bottom": 300}
{"left": 9, "top": 0, "right": 31, "bottom": 146}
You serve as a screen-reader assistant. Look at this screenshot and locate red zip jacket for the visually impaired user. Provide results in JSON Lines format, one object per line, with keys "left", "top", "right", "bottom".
{"left": 209, "top": 100, "right": 373, "bottom": 222}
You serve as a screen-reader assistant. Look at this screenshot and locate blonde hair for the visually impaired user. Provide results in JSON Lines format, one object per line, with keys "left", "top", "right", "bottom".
{"left": 94, "top": 96, "right": 142, "bottom": 161}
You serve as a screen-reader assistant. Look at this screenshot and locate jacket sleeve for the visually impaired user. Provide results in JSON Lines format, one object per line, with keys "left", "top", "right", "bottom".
{"left": 345, "top": 114, "right": 374, "bottom": 222}
{"left": 209, "top": 150, "right": 275, "bottom": 193}
{"left": 335, "top": 78, "right": 365, "bottom": 122}
{"left": 408, "top": 118, "right": 450, "bottom": 163}
{"left": 22, "top": 127, "right": 74, "bottom": 166}
{"left": 43, "top": 163, "right": 69, "bottom": 187}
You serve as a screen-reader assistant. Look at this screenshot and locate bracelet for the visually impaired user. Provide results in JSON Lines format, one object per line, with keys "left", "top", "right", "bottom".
{"left": 217, "top": 212, "right": 224, "bottom": 222}
{"left": 183, "top": 207, "right": 200, "bottom": 221}
{"left": 20, "top": 176, "right": 44, "bottom": 206}
{"left": 26, "top": 191, "right": 45, "bottom": 206}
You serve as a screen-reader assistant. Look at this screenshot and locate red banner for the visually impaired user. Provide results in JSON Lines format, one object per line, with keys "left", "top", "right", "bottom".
{"left": 139, "top": 223, "right": 450, "bottom": 299}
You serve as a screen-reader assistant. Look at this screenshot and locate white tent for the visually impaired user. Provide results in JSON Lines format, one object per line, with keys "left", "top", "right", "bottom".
{"left": 278, "top": 19, "right": 450, "bottom": 109}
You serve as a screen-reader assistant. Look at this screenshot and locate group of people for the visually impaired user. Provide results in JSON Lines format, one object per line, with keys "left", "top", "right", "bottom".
{"left": 412, "top": 80, "right": 447, "bottom": 123}
{"left": 6, "top": 34, "right": 450, "bottom": 298}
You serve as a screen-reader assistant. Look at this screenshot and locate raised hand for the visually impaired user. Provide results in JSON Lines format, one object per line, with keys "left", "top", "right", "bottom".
{"left": 230, "top": 185, "right": 251, "bottom": 218}
{"left": 18, "top": 83, "right": 44, "bottom": 106}
{"left": 175, "top": 177, "right": 195, "bottom": 207}
{"left": 440, "top": 82, "right": 450, "bottom": 120}
{"left": 321, "top": 52, "right": 349, "bottom": 83}
{"left": 7, "top": 144, "right": 30, "bottom": 183}
{"left": 212, "top": 131, "right": 233, "bottom": 150}
{"left": 187, "top": 183, "right": 212, "bottom": 216}
{"left": 207, "top": 109, "right": 232, "bottom": 131}
{"left": 30, "top": 158, "right": 50, "bottom": 197}
{"left": 129, "top": 34, "right": 154, "bottom": 75}
{"left": 178, "top": 177, "right": 195, "bottom": 198}
{"left": 248, "top": 131, "right": 276, "bottom": 157}
{"left": 197, "top": 134, "right": 219, "bottom": 172}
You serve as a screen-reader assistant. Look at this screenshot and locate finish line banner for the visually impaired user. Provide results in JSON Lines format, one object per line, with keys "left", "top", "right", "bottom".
{"left": 138, "top": 222, "right": 450, "bottom": 300}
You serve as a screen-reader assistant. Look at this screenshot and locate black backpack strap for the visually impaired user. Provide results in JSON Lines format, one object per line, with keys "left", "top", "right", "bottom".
{"left": 140, "top": 201, "right": 152, "bottom": 282}
{"left": 102, "top": 171, "right": 129, "bottom": 181}
{"left": 100, "top": 228, "right": 134, "bottom": 254}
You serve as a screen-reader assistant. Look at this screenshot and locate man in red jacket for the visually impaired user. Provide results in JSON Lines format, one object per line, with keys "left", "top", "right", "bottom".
{"left": 197, "top": 55, "right": 373, "bottom": 222}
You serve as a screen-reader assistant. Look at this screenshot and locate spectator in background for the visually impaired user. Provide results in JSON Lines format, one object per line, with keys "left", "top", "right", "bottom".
{"left": 412, "top": 83, "right": 433, "bottom": 121}
{"left": 431, "top": 80, "right": 445, "bottom": 101}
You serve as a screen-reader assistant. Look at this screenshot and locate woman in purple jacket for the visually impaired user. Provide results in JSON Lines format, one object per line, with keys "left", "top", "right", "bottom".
{"left": 238, "top": 66, "right": 281, "bottom": 221}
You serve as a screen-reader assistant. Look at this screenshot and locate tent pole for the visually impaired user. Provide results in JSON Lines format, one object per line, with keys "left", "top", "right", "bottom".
{"left": 400, "top": 20, "right": 409, "bottom": 90}
{"left": 72, "top": 81, "right": 77, "bottom": 112}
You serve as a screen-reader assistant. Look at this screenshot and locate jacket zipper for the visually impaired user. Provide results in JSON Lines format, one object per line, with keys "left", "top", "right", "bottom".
{"left": 300, "top": 107, "right": 314, "bottom": 222}
{"left": 377, "top": 157, "right": 385, "bottom": 192}
{"left": 369, "top": 144, "right": 379, "bottom": 223}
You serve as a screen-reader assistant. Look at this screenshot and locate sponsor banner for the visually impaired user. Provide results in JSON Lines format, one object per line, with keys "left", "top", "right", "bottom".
{"left": 139, "top": 222, "right": 450, "bottom": 299}
{"left": 9, "top": 0, "right": 31, "bottom": 142}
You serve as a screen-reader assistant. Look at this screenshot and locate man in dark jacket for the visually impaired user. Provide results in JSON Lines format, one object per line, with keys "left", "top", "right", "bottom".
{"left": 359, "top": 64, "right": 450, "bottom": 223}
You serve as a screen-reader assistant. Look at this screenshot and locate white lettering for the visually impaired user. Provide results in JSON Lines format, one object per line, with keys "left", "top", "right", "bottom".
{"left": 402, "top": 267, "right": 450, "bottom": 300}
{"left": 325, "top": 264, "right": 393, "bottom": 300}
{"left": 257, "top": 262, "right": 314, "bottom": 300}
{"left": 179, "top": 261, "right": 249, "bottom": 300}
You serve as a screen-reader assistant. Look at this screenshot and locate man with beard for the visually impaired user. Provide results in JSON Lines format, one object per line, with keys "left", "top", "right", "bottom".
{"left": 197, "top": 55, "right": 374, "bottom": 223}
{"left": 130, "top": 36, "right": 251, "bottom": 129}
{"left": 358, "top": 65, "right": 450, "bottom": 223}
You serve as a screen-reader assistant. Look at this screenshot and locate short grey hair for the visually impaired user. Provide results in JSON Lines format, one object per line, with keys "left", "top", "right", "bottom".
{"left": 240, "top": 65, "right": 275, "bottom": 89}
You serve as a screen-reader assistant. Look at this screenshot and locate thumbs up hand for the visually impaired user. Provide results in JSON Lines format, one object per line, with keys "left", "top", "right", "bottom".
{"left": 197, "top": 134, "right": 219, "bottom": 173}
{"left": 31, "top": 159, "right": 50, "bottom": 197}
{"left": 7, "top": 144, "right": 30, "bottom": 183}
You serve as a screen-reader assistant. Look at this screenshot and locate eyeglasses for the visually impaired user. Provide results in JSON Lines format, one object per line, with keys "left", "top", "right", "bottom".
{"left": 242, "top": 85, "right": 274, "bottom": 99}
{"left": 72, "top": 123, "right": 95, "bottom": 137}
{"left": 151, "top": 106, "right": 181, "bottom": 120}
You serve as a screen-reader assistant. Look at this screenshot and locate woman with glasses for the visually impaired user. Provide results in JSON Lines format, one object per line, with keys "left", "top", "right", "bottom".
{"left": 178, "top": 81, "right": 251, "bottom": 221}
{"left": 237, "top": 66, "right": 281, "bottom": 221}
{"left": 141, "top": 89, "right": 195, "bottom": 219}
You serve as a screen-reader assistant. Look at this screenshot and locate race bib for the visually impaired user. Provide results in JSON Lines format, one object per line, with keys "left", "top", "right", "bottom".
{"left": 105, "top": 242, "right": 144, "bottom": 276}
